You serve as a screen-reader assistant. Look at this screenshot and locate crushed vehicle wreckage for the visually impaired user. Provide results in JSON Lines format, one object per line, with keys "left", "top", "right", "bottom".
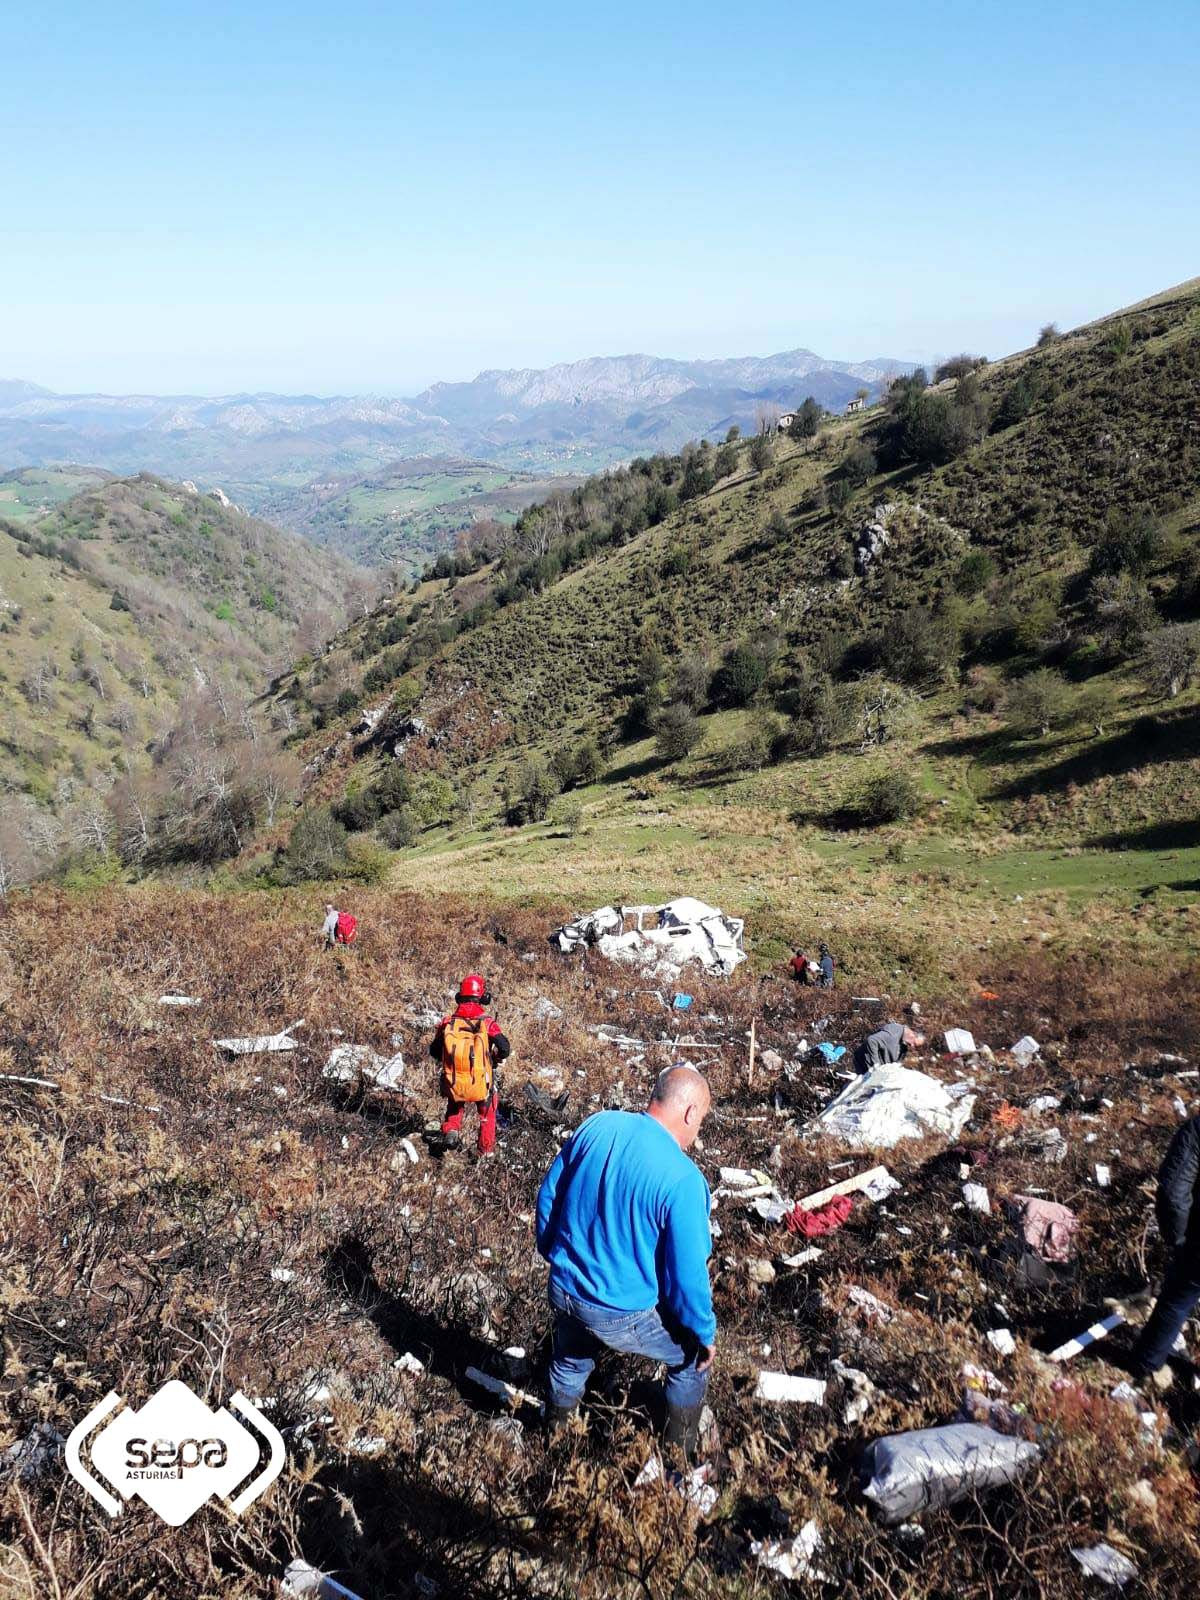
{"left": 551, "top": 897, "right": 746, "bottom": 977}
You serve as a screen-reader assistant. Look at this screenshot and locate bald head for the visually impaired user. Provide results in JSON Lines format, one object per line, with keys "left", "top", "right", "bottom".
{"left": 648, "top": 1065, "right": 711, "bottom": 1149}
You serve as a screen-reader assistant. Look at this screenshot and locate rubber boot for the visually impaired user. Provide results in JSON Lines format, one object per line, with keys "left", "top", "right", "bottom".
{"left": 663, "top": 1403, "right": 703, "bottom": 1459}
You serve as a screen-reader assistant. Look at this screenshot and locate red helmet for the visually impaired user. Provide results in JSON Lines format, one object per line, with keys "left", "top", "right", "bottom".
{"left": 458, "top": 973, "right": 487, "bottom": 1001}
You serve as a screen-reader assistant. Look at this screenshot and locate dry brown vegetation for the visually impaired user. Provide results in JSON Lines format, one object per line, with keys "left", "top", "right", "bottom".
{"left": 2, "top": 887, "right": 1199, "bottom": 1598}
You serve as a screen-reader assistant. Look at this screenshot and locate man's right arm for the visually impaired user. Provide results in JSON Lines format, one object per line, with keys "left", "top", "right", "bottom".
{"left": 1157, "top": 1120, "right": 1200, "bottom": 1249}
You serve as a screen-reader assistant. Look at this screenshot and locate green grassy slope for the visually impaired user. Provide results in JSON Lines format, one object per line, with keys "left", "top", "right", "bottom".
{"left": 0, "top": 472, "right": 354, "bottom": 820}
{"left": 261, "top": 279, "right": 1200, "bottom": 942}
{"left": 265, "top": 458, "right": 584, "bottom": 569}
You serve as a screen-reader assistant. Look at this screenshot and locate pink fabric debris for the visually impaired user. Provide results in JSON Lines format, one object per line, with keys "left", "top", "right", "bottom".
{"left": 1012, "top": 1195, "right": 1079, "bottom": 1263}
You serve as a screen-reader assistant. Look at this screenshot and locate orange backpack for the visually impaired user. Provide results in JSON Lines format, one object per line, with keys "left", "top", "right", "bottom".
{"left": 441, "top": 1014, "right": 494, "bottom": 1103}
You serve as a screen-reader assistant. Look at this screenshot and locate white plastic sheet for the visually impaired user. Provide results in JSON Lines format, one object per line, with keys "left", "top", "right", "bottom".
{"left": 808, "top": 1066, "right": 976, "bottom": 1149}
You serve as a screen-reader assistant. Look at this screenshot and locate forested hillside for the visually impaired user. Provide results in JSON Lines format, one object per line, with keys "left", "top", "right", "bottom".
{"left": 0, "top": 473, "right": 362, "bottom": 884}
{"left": 242, "top": 279, "right": 1200, "bottom": 943}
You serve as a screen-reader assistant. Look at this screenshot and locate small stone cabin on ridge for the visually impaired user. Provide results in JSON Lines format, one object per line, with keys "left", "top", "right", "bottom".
{"left": 845, "top": 396, "right": 865, "bottom": 414}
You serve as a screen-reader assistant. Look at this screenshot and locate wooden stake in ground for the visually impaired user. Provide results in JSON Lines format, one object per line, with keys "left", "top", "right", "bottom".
{"left": 748, "top": 1017, "right": 757, "bottom": 1088}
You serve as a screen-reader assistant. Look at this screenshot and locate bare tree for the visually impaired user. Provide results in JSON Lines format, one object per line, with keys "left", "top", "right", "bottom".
{"left": 755, "top": 401, "right": 782, "bottom": 436}
{"left": 70, "top": 798, "right": 114, "bottom": 857}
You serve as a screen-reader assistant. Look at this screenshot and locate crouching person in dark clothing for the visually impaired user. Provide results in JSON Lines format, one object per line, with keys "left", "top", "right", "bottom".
{"left": 1130, "top": 1114, "right": 1200, "bottom": 1380}
{"left": 535, "top": 1065, "right": 716, "bottom": 1456}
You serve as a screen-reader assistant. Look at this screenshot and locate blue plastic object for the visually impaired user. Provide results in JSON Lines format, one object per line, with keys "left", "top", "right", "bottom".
{"left": 816, "top": 1041, "right": 846, "bottom": 1063}
{"left": 672, "top": 993, "right": 694, "bottom": 1010}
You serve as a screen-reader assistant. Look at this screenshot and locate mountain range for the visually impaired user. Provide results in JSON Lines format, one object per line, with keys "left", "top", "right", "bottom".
{"left": 0, "top": 349, "right": 911, "bottom": 564}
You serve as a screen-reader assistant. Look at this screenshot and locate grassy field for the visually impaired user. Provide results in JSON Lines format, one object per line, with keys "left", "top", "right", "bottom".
{"left": 0, "top": 466, "right": 112, "bottom": 522}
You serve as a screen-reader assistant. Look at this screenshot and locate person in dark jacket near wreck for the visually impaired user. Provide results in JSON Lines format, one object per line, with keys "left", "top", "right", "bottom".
{"left": 1129, "top": 1114, "right": 1200, "bottom": 1380}
{"left": 853, "top": 1020, "right": 925, "bottom": 1074}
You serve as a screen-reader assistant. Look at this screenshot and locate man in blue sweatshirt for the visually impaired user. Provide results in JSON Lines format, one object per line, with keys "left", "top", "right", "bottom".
{"left": 535, "top": 1065, "right": 715, "bottom": 1455}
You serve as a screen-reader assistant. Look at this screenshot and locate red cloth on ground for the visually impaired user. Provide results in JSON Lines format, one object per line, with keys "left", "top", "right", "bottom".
{"left": 785, "top": 1193, "right": 854, "bottom": 1236}
{"left": 442, "top": 1093, "right": 497, "bottom": 1153}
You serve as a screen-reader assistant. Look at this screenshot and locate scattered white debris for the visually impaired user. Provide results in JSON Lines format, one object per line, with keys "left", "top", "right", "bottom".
{"left": 943, "top": 1028, "right": 976, "bottom": 1055}
{"left": 781, "top": 1247, "right": 823, "bottom": 1268}
{"left": 831, "top": 1359, "right": 876, "bottom": 1424}
{"left": 754, "top": 1372, "right": 827, "bottom": 1404}
{"left": 986, "top": 1329, "right": 1016, "bottom": 1357}
{"left": 158, "top": 994, "right": 201, "bottom": 1007}
{"left": 795, "top": 1165, "right": 898, "bottom": 1212}
{"left": 214, "top": 1020, "right": 304, "bottom": 1056}
{"left": 719, "top": 1166, "right": 769, "bottom": 1188}
{"left": 321, "top": 1044, "right": 406, "bottom": 1091}
{"left": 751, "top": 1519, "right": 828, "bottom": 1581}
{"left": 1028, "top": 1094, "right": 1062, "bottom": 1113}
{"left": 400, "top": 1138, "right": 420, "bottom": 1164}
{"left": 282, "top": 1559, "right": 365, "bottom": 1600}
{"left": 1070, "top": 1543, "right": 1138, "bottom": 1587}
{"left": 634, "top": 1452, "right": 719, "bottom": 1516}
{"left": 1095, "top": 1164, "right": 1112, "bottom": 1188}
{"left": 533, "top": 997, "right": 564, "bottom": 1021}
{"left": 1010, "top": 1036, "right": 1040, "bottom": 1064}
{"left": 1050, "top": 1312, "right": 1125, "bottom": 1363}
{"left": 270, "top": 1267, "right": 296, "bottom": 1283}
{"left": 347, "top": 1434, "right": 387, "bottom": 1458}
{"left": 1173, "top": 1096, "right": 1189, "bottom": 1119}
{"left": 963, "top": 1182, "right": 991, "bottom": 1215}
{"left": 848, "top": 1286, "right": 894, "bottom": 1323}
{"left": 394, "top": 1353, "right": 425, "bottom": 1374}
{"left": 807, "top": 1066, "right": 976, "bottom": 1149}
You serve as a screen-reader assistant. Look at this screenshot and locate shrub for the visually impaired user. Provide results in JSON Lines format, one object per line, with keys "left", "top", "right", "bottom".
{"left": 1140, "top": 623, "right": 1200, "bottom": 699}
{"left": 571, "top": 735, "right": 605, "bottom": 785}
{"left": 787, "top": 397, "right": 824, "bottom": 439}
{"left": 344, "top": 835, "right": 391, "bottom": 884}
{"left": 879, "top": 605, "right": 962, "bottom": 687}
{"left": 1089, "top": 572, "right": 1157, "bottom": 658}
{"left": 1006, "top": 668, "right": 1072, "bottom": 737}
{"left": 506, "top": 757, "right": 559, "bottom": 824}
{"left": 748, "top": 433, "right": 774, "bottom": 472}
{"left": 377, "top": 807, "right": 416, "bottom": 849}
{"left": 653, "top": 701, "right": 700, "bottom": 764}
{"left": 934, "top": 354, "right": 988, "bottom": 382}
{"left": 411, "top": 773, "right": 455, "bottom": 829}
{"left": 713, "top": 642, "right": 770, "bottom": 707}
{"left": 671, "top": 652, "right": 711, "bottom": 710}
{"left": 1087, "top": 507, "right": 1165, "bottom": 578}
{"left": 372, "top": 762, "right": 412, "bottom": 813}
{"left": 661, "top": 543, "right": 693, "bottom": 578}
{"left": 1037, "top": 322, "right": 1061, "bottom": 347}
{"left": 333, "top": 789, "right": 380, "bottom": 832}
{"left": 551, "top": 797, "right": 584, "bottom": 835}
{"left": 955, "top": 549, "right": 997, "bottom": 596}
{"left": 855, "top": 770, "right": 921, "bottom": 826}
{"left": 335, "top": 688, "right": 360, "bottom": 715}
{"left": 281, "top": 806, "right": 348, "bottom": 882}
{"left": 843, "top": 443, "right": 877, "bottom": 486}
{"left": 737, "top": 711, "right": 781, "bottom": 771}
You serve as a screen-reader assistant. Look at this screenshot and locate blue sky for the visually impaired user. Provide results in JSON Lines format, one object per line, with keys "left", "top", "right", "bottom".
{"left": 2, "top": 0, "right": 1197, "bottom": 394}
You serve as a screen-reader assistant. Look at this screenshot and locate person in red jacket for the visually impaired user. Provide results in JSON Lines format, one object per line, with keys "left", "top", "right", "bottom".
{"left": 429, "top": 974, "right": 511, "bottom": 1153}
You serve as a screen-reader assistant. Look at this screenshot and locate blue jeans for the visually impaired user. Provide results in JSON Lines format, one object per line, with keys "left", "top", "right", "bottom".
{"left": 1131, "top": 1253, "right": 1200, "bottom": 1374}
{"left": 547, "top": 1282, "right": 709, "bottom": 1411}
